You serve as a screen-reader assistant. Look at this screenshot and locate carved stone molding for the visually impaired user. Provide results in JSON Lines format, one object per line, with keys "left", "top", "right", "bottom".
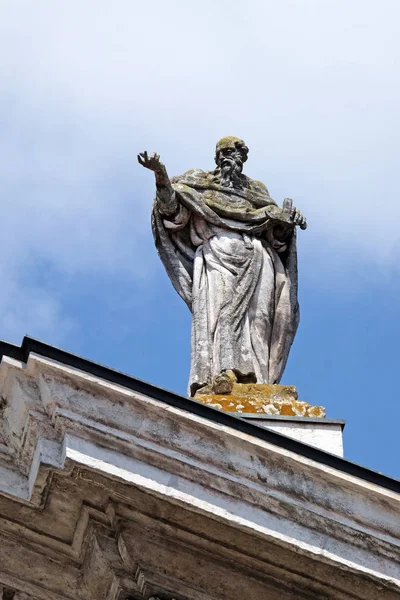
{"left": 0, "top": 351, "right": 397, "bottom": 600}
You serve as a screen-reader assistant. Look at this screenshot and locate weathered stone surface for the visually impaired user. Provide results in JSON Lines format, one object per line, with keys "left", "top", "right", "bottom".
{"left": 195, "top": 383, "right": 326, "bottom": 417}
{"left": 0, "top": 349, "right": 398, "bottom": 599}
{"left": 139, "top": 138, "right": 307, "bottom": 395}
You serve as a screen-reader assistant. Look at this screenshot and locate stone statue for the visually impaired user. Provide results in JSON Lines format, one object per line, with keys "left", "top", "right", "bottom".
{"left": 138, "top": 137, "right": 306, "bottom": 397}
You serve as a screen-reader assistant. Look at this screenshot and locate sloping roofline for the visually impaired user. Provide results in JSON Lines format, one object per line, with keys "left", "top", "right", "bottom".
{"left": 1, "top": 336, "right": 399, "bottom": 494}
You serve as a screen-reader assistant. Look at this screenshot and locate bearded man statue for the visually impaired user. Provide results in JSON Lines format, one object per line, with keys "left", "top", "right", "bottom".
{"left": 138, "top": 137, "right": 306, "bottom": 397}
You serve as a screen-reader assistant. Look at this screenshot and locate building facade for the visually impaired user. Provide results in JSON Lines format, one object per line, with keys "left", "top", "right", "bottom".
{"left": 0, "top": 337, "right": 399, "bottom": 600}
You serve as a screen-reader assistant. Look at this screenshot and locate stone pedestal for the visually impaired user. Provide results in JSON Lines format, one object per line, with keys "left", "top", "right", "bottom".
{"left": 194, "top": 383, "right": 345, "bottom": 455}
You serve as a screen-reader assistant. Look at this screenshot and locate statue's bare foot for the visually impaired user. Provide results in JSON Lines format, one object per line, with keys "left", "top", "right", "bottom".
{"left": 212, "top": 370, "right": 237, "bottom": 394}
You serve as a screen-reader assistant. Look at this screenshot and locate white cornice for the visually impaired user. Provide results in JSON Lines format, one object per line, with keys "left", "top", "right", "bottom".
{"left": 0, "top": 351, "right": 398, "bottom": 599}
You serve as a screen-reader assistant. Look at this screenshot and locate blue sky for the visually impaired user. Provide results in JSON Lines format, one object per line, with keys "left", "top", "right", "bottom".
{"left": 1, "top": 0, "right": 400, "bottom": 478}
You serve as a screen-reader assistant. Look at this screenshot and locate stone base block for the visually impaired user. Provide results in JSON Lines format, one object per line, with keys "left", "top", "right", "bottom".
{"left": 236, "top": 415, "right": 345, "bottom": 456}
{"left": 194, "top": 383, "right": 326, "bottom": 418}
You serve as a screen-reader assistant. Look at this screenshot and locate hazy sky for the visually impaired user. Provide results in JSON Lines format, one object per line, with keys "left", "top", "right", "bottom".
{"left": 1, "top": 1, "right": 400, "bottom": 477}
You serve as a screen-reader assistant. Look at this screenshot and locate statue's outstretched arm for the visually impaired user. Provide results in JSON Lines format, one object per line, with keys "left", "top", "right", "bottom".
{"left": 137, "top": 151, "right": 178, "bottom": 216}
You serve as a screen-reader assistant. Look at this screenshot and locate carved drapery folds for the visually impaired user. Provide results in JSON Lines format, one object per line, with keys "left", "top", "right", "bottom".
{"left": 126, "top": 596, "right": 178, "bottom": 600}
{"left": 0, "top": 589, "right": 38, "bottom": 600}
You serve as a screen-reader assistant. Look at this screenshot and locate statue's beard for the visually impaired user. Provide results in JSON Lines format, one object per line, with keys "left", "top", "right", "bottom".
{"left": 214, "top": 158, "right": 243, "bottom": 188}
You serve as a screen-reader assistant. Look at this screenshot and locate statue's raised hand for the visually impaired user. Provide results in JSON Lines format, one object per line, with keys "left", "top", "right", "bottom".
{"left": 138, "top": 150, "right": 171, "bottom": 189}
{"left": 137, "top": 151, "right": 164, "bottom": 173}
{"left": 138, "top": 149, "right": 174, "bottom": 202}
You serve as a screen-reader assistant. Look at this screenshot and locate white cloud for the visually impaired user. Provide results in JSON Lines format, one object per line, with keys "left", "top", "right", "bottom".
{"left": 1, "top": 0, "right": 400, "bottom": 340}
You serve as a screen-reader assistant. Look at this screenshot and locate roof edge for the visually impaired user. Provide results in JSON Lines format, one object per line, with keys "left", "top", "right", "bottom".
{"left": 1, "top": 335, "right": 399, "bottom": 494}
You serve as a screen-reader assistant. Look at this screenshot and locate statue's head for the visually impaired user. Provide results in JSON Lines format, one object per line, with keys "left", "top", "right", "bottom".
{"left": 214, "top": 136, "right": 249, "bottom": 188}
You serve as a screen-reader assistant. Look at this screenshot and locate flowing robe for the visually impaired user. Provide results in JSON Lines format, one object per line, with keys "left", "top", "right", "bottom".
{"left": 152, "top": 169, "right": 299, "bottom": 396}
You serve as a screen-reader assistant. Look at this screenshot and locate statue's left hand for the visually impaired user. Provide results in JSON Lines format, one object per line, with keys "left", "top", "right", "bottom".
{"left": 282, "top": 198, "right": 307, "bottom": 230}
{"left": 291, "top": 208, "right": 307, "bottom": 230}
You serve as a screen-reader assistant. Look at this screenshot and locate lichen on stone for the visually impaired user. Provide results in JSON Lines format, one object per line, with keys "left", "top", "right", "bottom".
{"left": 194, "top": 383, "right": 326, "bottom": 418}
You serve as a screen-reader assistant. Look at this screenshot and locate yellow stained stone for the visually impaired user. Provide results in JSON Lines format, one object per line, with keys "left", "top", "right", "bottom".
{"left": 194, "top": 383, "right": 326, "bottom": 418}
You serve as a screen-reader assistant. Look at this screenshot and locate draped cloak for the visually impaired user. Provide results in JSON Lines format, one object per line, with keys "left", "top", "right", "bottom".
{"left": 151, "top": 168, "right": 299, "bottom": 396}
